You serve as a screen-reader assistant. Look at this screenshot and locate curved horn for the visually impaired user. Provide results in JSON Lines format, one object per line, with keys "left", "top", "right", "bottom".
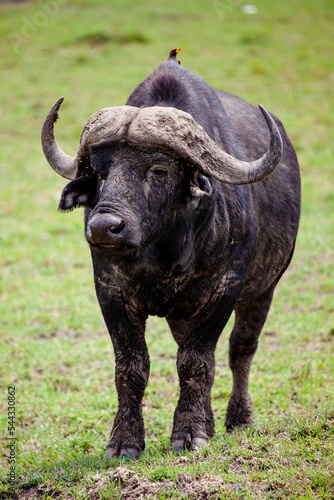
{"left": 42, "top": 100, "right": 282, "bottom": 185}
{"left": 41, "top": 97, "right": 78, "bottom": 180}
{"left": 128, "top": 105, "right": 283, "bottom": 185}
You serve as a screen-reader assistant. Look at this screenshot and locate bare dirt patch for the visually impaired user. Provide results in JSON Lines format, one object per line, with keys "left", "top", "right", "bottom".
{"left": 91, "top": 466, "right": 266, "bottom": 500}
{"left": 8, "top": 466, "right": 266, "bottom": 500}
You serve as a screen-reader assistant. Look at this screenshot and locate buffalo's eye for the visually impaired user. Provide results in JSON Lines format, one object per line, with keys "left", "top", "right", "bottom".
{"left": 151, "top": 166, "right": 168, "bottom": 178}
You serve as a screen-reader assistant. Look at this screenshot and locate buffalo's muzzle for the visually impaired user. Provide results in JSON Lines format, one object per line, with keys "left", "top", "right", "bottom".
{"left": 86, "top": 213, "right": 136, "bottom": 253}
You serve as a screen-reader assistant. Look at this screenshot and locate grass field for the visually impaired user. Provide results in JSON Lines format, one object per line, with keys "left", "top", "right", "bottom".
{"left": 0, "top": 0, "right": 333, "bottom": 498}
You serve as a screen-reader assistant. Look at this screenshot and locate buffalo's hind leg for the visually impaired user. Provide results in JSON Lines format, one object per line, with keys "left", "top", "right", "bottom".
{"left": 225, "top": 283, "right": 276, "bottom": 431}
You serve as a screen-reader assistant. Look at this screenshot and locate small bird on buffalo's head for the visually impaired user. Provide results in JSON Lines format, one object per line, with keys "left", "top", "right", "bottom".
{"left": 168, "top": 47, "right": 181, "bottom": 64}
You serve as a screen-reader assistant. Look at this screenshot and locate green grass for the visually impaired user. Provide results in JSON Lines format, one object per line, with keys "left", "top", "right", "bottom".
{"left": 1, "top": 0, "right": 333, "bottom": 498}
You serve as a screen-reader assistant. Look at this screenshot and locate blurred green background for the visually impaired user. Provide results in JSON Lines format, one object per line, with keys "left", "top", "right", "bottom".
{"left": 0, "top": 0, "right": 333, "bottom": 496}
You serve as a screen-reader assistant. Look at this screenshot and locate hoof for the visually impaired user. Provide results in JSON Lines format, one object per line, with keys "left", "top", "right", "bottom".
{"left": 171, "top": 439, "right": 186, "bottom": 453}
{"left": 225, "top": 396, "right": 254, "bottom": 432}
{"left": 191, "top": 437, "right": 208, "bottom": 449}
{"left": 119, "top": 447, "right": 141, "bottom": 459}
{"left": 104, "top": 447, "right": 117, "bottom": 460}
{"left": 171, "top": 434, "right": 208, "bottom": 452}
{"left": 104, "top": 444, "right": 142, "bottom": 460}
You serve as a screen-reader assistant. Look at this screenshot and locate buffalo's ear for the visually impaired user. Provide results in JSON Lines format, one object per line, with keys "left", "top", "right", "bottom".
{"left": 188, "top": 171, "right": 213, "bottom": 209}
{"left": 58, "top": 174, "right": 98, "bottom": 211}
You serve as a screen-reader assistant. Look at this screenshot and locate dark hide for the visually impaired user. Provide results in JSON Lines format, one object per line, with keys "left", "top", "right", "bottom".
{"left": 59, "top": 59, "right": 301, "bottom": 458}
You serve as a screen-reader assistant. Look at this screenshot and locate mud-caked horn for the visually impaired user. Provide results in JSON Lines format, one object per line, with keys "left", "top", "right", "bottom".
{"left": 128, "top": 105, "right": 283, "bottom": 185}
{"left": 42, "top": 99, "right": 282, "bottom": 186}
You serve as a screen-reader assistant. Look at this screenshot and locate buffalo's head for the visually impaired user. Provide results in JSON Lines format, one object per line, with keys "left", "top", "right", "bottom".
{"left": 41, "top": 99, "right": 282, "bottom": 263}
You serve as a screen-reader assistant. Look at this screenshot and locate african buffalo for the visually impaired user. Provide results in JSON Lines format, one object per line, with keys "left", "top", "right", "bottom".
{"left": 41, "top": 50, "right": 300, "bottom": 458}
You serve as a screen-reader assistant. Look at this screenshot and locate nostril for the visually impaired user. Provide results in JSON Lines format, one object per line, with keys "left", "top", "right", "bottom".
{"left": 87, "top": 213, "right": 128, "bottom": 245}
{"left": 108, "top": 221, "right": 125, "bottom": 235}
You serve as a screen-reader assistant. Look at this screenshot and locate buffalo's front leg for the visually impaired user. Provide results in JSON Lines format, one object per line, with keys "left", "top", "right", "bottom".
{"left": 95, "top": 281, "right": 149, "bottom": 459}
{"left": 171, "top": 343, "right": 215, "bottom": 451}
{"left": 168, "top": 318, "right": 216, "bottom": 440}
{"left": 106, "top": 343, "right": 149, "bottom": 458}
